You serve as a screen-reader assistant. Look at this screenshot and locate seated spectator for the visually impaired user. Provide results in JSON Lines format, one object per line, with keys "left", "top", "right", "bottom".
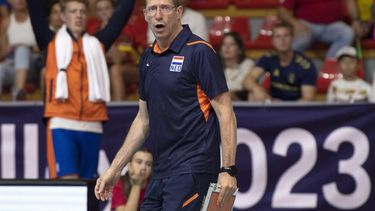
{"left": 95, "top": 0, "right": 114, "bottom": 30}
{"left": 0, "top": 0, "right": 9, "bottom": 18}
{"left": 111, "top": 148, "right": 153, "bottom": 211}
{"left": 278, "top": 0, "right": 363, "bottom": 58}
{"left": 90, "top": 0, "right": 140, "bottom": 101}
{"left": 356, "top": 0, "right": 374, "bottom": 39}
{"left": 87, "top": 0, "right": 97, "bottom": 17}
{"left": 40, "top": 0, "right": 63, "bottom": 92}
{"left": 0, "top": 0, "right": 39, "bottom": 100}
{"left": 147, "top": 0, "right": 208, "bottom": 43}
{"left": 48, "top": 0, "right": 63, "bottom": 32}
{"left": 244, "top": 22, "right": 317, "bottom": 102}
{"left": 220, "top": 32, "right": 254, "bottom": 101}
{"left": 327, "top": 46, "right": 373, "bottom": 103}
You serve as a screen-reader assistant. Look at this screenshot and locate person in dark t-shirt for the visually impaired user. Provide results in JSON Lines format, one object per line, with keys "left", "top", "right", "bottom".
{"left": 95, "top": 0, "right": 238, "bottom": 210}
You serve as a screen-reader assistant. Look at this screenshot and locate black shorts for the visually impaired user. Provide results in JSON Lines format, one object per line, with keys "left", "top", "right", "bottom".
{"left": 141, "top": 173, "right": 217, "bottom": 211}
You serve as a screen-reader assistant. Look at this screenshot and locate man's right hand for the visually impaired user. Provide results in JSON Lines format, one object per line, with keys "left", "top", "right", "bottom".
{"left": 95, "top": 167, "right": 121, "bottom": 201}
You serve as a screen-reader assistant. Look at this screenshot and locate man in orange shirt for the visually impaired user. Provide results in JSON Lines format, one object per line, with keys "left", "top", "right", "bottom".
{"left": 27, "top": 0, "right": 135, "bottom": 179}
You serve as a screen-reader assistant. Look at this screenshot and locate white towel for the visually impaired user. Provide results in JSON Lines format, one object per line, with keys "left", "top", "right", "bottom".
{"left": 55, "top": 25, "right": 110, "bottom": 102}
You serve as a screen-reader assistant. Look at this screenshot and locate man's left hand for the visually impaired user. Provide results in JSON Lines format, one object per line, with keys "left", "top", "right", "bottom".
{"left": 217, "top": 172, "right": 237, "bottom": 207}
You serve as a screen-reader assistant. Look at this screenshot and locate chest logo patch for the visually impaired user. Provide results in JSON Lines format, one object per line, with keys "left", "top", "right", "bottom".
{"left": 170, "top": 56, "right": 184, "bottom": 72}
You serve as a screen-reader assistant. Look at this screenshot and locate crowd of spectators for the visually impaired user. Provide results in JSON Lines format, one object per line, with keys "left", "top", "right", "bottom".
{"left": 0, "top": 0, "right": 374, "bottom": 103}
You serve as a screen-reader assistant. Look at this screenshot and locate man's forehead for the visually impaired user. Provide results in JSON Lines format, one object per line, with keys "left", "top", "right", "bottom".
{"left": 273, "top": 27, "right": 291, "bottom": 35}
{"left": 66, "top": 1, "right": 87, "bottom": 10}
{"left": 96, "top": 0, "right": 113, "bottom": 6}
{"left": 9, "top": 0, "right": 26, "bottom": 5}
{"left": 146, "top": 0, "right": 174, "bottom": 6}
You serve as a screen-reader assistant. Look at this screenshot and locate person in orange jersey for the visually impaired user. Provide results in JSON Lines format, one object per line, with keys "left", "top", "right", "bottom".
{"left": 27, "top": 0, "right": 135, "bottom": 179}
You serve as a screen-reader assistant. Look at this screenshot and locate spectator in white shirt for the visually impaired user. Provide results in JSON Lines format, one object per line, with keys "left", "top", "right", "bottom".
{"left": 0, "top": 0, "right": 39, "bottom": 100}
{"left": 327, "top": 46, "right": 373, "bottom": 103}
{"left": 220, "top": 32, "right": 254, "bottom": 101}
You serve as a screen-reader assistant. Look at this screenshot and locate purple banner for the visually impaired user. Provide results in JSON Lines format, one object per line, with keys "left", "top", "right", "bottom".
{"left": 0, "top": 103, "right": 374, "bottom": 210}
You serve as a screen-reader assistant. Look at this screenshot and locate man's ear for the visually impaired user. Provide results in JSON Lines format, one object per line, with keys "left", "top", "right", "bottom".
{"left": 143, "top": 10, "right": 149, "bottom": 23}
{"left": 176, "top": 5, "right": 184, "bottom": 19}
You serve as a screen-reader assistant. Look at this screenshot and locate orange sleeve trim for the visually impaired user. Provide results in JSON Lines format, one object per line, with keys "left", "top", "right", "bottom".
{"left": 186, "top": 41, "right": 216, "bottom": 53}
{"left": 197, "top": 85, "right": 211, "bottom": 122}
{"left": 182, "top": 193, "right": 199, "bottom": 208}
{"left": 46, "top": 121, "right": 57, "bottom": 179}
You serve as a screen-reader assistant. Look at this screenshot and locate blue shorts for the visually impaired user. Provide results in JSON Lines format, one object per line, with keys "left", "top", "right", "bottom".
{"left": 141, "top": 173, "right": 217, "bottom": 211}
{"left": 51, "top": 129, "right": 101, "bottom": 178}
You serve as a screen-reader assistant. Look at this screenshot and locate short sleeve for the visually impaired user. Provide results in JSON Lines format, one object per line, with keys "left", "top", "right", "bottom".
{"left": 255, "top": 56, "right": 271, "bottom": 73}
{"left": 111, "top": 180, "right": 127, "bottom": 209}
{"left": 193, "top": 44, "right": 228, "bottom": 99}
{"left": 301, "top": 60, "right": 318, "bottom": 86}
{"left": 138, "top": 50, "right": 148, "bottom": 101}
{"left": 367, "top": 84, "right": 374, "bottom": 102}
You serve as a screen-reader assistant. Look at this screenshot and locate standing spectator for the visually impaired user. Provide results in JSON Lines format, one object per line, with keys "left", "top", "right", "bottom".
{"left": 27, "top": 0, "right": 135, "bottom": 179}
{"left": 220, "top": 32, "right": 254, "bottom": 101}
{"left": 96, "top": 0, "right": 238, "bottom": 210}
{"left": 0, "top": 0, "right": 39, "bottom": 100}
{"left": 111, "top": 148, "right": 153, "bottom": 211}
{"left": 278, "top": 0, "right": 363, "bottom": 58}
{"left": 147, "top": 0, "right": 208, "bottom": 43}
{"left": 327, "top": 46, "right": 373, "bottom": 103}
{"left": 244, "top": 22, "right": 317, "bottom": 102}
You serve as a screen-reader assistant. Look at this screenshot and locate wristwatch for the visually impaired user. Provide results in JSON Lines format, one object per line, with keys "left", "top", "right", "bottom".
{"left": 220, "top": 165, "right": 237, "bottom": 177}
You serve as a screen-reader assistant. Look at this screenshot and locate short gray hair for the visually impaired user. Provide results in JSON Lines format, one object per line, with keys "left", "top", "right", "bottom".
{"left": 144, "top": 0, "right": 181, "bottom": 7}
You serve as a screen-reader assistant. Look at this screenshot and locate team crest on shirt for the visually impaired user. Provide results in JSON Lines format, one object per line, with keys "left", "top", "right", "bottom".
{"left": 288, "top": 73, "right": 296, "bottom": 84}
{"left": 273, "top": 68, "right": 280, "bottom": 77}
{"left": 170, "top": 56, "right": 184, "bottom": 72}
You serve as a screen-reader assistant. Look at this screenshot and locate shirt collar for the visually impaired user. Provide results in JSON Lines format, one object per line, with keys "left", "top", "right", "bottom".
{"left": 66, "top": 27, "right": 86, "bottom": 41}
{"left": 152, "top": 25, "right": 192, "bottom": 54}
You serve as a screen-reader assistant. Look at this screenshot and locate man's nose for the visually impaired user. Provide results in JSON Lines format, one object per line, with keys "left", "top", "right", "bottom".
{"left": 155, "top": 8, "right": 163, "bottom": 19}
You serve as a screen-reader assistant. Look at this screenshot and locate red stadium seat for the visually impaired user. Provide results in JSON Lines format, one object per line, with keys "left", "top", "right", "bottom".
{"left": 316, "top": 59, "right": 365, "bottom": 93}
{"left": 234, "top": 0, "right": 279, "bottom": 8}
{"left": 209, "top": 16, "right": 251, "bottom": 48}
{"left": 316, "top": 59, "right": 341, "bottom": 94}
{"left": 188, "top": 0, "right": 229, "bottom": 9}
{"left": 246, "top": 15, "right": 280, "bottom": 49}
{"left": 360, "top": 39, "right": 375, "bottom": 49}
